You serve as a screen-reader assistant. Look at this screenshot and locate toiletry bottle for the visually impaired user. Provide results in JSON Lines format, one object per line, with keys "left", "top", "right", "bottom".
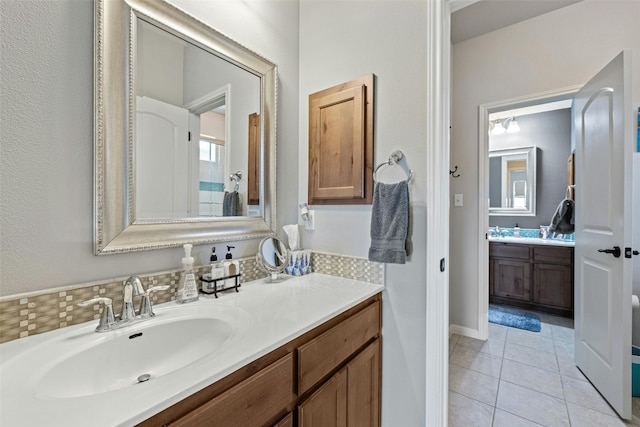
{"left": 513, "top": 223, "right": 520, "bottom": 238}
{"left": 176, "top": 244, "right": 199, "bottom": 303}
{"left": 224, "top": 246, "right": 239, "bottom": 287}
{"left": 208, "top": 247, "right": 225, "bottom": 292}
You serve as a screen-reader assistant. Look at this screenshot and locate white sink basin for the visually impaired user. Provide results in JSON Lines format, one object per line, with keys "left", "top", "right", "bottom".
{"left": 2, "top": 303, "right": 251, "bottom": 400}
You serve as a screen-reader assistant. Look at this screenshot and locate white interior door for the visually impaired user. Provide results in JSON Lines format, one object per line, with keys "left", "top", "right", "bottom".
{"left": 136, "top": 96, "right": 190, "bottom": 218}
{"left": 574, "top": 50, "right": 634, "bottom": 420}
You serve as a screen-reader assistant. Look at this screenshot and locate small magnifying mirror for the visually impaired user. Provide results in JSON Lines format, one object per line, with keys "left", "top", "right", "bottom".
{"left": 256, "top": 237, "right": 290, "bottom": 282}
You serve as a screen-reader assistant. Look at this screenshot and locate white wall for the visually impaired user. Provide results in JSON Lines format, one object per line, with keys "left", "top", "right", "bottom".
{"left": 450, "top": 0, "right": 640, "bottom": 332}
{"left": 299, "top": 2, "right": 430, "bottom": 424}
{"left": 0, "top": 0, "right": 299, "bottom": 296}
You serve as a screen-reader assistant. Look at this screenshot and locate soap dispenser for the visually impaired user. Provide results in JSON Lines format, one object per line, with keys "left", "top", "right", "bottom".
{"left": 176, "top": 244, "right": 199, "bottom": 303}
{"left": 204, "top": 247, "right": 225, "bottom": 293}
{"left": 223, "top": 245, "right": 239, "bottom": 288}
{"left": 513, "top": 223, "right": 521, "bottom": 238}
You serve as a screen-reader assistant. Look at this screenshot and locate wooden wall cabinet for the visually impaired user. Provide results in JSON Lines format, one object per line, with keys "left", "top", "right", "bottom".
{"left": 490, "top": 242, "right": 574, "bottom": 316}
{"left": 138, "top": 295, "right": 381, "bottom": 427}
{"left": 248, "top": 112, "right": 260, "bottom": 205}
{"left": 308, "top": 75, "right": 374, "bottom": 205}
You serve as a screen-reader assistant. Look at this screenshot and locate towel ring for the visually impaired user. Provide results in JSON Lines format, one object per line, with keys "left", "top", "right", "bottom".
{"left": 229, "top": 171, "right": 242, "bottom": 192}
{"left": 373, "top": 150, "right": 414, "bottom": 183}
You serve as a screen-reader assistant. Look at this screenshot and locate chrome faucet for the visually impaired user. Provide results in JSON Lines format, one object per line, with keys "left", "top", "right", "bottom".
{"left": 121, "top": 275, "right": 145, "bottom": 323}
{"left": 78, "top": 275, "right": 169, "bottom": 332}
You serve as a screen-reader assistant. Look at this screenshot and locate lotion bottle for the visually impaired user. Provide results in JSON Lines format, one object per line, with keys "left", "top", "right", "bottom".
{"left": 176, "top": 244, "right": 199, "bottom": 303}
{"left": 513, "top": 223, "right": 521, "bottom": 238}
{"left": 224, "top": 246, "right": 239, "bottom": 287}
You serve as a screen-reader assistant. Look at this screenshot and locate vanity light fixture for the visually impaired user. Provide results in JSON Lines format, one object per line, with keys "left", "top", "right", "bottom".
{"left": 490, "top": 116, "right": 520, "bottom": 135}
{"left": 506, "top": 117, "right": 520, "bottom": 133}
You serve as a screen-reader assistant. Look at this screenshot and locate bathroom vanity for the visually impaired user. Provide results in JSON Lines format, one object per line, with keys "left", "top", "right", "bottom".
{"left": 489, "top": 238, "right": 574, "bottom": 317}
{"left": 0, "top": 274, "right": 383, "bottom": 427}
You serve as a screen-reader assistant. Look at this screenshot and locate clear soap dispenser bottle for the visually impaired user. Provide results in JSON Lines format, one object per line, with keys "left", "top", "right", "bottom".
{"left": 223, "top": 245, "right": 239, "bottom": 288}
{"left": 176, "top": 244, "right": 199, "bottom": 303}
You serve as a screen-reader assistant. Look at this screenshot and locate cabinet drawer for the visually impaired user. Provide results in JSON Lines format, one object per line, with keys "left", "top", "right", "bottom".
{"left": 490, "top": 243, "right": 530, "bottom": 260}
{"left": 169, "top": 353, "right": 294, "bottom": 427}
{"left": 533, "top": 246, "right": 573, "bottom": 264}
{"left": 298, "top": 301, "right": 380, "bottom": 394}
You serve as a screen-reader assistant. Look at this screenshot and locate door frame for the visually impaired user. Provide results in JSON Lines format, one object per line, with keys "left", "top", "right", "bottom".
{"left": 477, "top": 86, "right": 581, "bottom": 340}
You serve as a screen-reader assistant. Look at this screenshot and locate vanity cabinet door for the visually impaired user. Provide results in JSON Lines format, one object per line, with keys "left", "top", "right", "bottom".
{"left": 299, "top": 368, "right": 348, "bottom": 427}
{"left": 493, "top": 259, "right": 531, "bottom": 301}
{"left": 347, "top": 339, "right": 381, "bottom": 427}
{"left": 273, "top": 413, "right": 293, "bottom": 427}
{"left": 533, "top": 263, "right": 573, "bottom": 310}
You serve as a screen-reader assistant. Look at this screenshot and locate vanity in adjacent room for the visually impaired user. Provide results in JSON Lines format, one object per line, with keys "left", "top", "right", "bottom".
{"left": 489, "top": 237, "right": 574, "bottom": 317}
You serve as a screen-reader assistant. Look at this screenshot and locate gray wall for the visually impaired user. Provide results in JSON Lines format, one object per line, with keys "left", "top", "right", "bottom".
{"left": 489, "top": 109, "right": 572, "bottom": 229}
{"left": 298, "top": 2, "right": 430, "bottom": 424}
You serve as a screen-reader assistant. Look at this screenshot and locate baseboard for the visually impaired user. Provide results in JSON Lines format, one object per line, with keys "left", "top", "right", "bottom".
{"left": 449, "top": 323, "right": 482, "bottom": 339}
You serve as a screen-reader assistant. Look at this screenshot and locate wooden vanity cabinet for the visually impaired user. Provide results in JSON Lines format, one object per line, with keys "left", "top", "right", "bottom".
{"left": 490, "top": 242, "right": 574, "bottom": 316}
{"left": 138, "top": 294, "right": 381, "bottom": 427}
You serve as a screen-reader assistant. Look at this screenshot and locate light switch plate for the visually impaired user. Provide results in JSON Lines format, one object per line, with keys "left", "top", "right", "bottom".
{"left": 454, "top": 194, "right": 463, "bottom": 207}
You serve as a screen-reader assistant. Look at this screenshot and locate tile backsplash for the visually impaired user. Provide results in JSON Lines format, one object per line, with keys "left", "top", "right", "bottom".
{"left": 0, "top": 252, "right": 383, "bottom": 344}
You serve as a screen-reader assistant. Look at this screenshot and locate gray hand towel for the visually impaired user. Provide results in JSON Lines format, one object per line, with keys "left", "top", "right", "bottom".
{"left": 368, "top": 181, "right": 410, "bottom": 264}
{"left": 223, "top": 191, "right": 241, "bottom": 216}
{"left": 549, "top": 198, "right": 574, "bottom": 234}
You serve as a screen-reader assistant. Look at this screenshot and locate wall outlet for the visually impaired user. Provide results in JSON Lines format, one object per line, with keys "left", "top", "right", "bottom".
{"left": 454, "top": 193, "right": 463, "bottom": 207}
{"left": 305, "top": 210, "right": 315, "bottom": 231}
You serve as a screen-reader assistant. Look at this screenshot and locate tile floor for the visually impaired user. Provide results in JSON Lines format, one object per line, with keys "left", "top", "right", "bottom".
{"left": 448, "top": 307, "right": 640, "bottom": 426}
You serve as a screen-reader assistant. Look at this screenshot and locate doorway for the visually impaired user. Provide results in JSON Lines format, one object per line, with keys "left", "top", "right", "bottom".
{"left": 476, "top": 87, "right": 580, "bottom": 341}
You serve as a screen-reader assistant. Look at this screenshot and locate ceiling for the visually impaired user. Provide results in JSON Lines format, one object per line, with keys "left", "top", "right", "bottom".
{"left": 451, "top": 0, "right": 582, "bottom": 44}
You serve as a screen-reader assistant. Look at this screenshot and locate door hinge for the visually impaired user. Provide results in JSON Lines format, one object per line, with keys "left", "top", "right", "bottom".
{"left": 440, "top": 258, "right": 445, "bottom": 272}
{"left": 188, "top": 131, "right": 191, "bottom": 141}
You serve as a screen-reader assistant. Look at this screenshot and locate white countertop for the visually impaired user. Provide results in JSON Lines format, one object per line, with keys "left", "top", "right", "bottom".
{"left": 0, "top": 273, "right": 384, "bottom": 427}
{"left": 489, "top": 236, "right": 575, "bottom": 247}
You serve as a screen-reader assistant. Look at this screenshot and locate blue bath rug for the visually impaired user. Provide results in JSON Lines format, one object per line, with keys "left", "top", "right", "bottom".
{"left": 489, "top": 305, "right": 541, "bottom": 332}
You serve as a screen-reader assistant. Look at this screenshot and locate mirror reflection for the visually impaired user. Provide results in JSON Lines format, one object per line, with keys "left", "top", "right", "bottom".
{"left": 489, "top": 146, "right": 537, "bottom": 215}
{"left": 256, "top": 237, "right": 289, "bottom": 282}
{"left": 135, "top": 19, "right": 261, "bottom": 219}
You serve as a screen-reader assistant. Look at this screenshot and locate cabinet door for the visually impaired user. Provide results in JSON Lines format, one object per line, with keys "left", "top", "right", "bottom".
{"left": 273, "top": 413, "right": 293, "bottom": 427}
{"left": 493, "top": 259, "right": 530, "bottom": 301}
{"left": 299, "top": 368, "right": 347, "bottom": 427}
{"left": 533, "top": 263, "right": 573, "bottom": 309}
{"left": 347, "top": 339, "right": 380, "bottom": 427}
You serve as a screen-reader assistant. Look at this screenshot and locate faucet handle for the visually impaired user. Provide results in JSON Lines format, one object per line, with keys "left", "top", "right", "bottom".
{"left": 77, "top": 297, "right": 116, "bottom": 332}
{"left": 139, "top": 285, "right": 170, "bottom": 319}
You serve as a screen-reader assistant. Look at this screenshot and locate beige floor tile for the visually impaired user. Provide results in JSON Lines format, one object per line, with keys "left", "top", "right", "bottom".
{"left": 500, "top": 359, "right": 564, "bottom": 399}
{"left": 550, "top": 324, "right": 575, "bottom": 343}
{"left": 449, "top": 363, "right": 499, "bottom": 406}
{"left": 553, "top": 337, "right": 574, "bottom": 358}
{"left": 450, "top": 345, "right": 503, "bottom": 378}
{"left": 496, "top": 381, "right": 569, "bottom": 427}
{"left": 556, "top": 354, "right": 587, "bottom": 381}
{"left": 456, "top": 335, "right": 506, "bottom": 358}
{"left": 450, "top": 333, "right": 460, "bottom": 356}
{"left": 503, "top": 341, "right": 559, "bottom": 373}
{"left": 448, "top": 391, "right": 494, "bottom": 427}
{"left": 492, "top": 409, "right": 544, "bottom": 427}
{"left": 489, "top": 323, "right": 508, "bottom": 342}
{"left": 562, "top": 375, "right": 618, "bottom": 418}
{"left": 507, "top": 328, "right": 556, "bottom": 353}
{"left": 567, "top": 401, "right": 626, "bottom": 426}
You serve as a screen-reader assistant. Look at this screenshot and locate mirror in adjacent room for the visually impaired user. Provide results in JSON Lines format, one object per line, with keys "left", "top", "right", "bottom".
{"left": 256, "top": 237, "right": 290, "bottom": 282}
{"left": 94, "top": 0, "right": 276, "bottom": 254}
{"left": 489, "top": 146, "right": 537, "bottom": 216}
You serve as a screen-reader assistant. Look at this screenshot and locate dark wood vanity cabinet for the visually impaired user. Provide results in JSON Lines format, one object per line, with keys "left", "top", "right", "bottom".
{"left": 138, "top": 294, "right": 381, "bottom": 427}
{"left": 490, "top": 242, "right": 574, "bottom": 316}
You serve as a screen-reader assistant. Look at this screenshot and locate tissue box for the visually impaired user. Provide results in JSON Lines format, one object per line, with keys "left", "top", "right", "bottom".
{"left": 285, "top": 250, "right": 311, "bottom": 276}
